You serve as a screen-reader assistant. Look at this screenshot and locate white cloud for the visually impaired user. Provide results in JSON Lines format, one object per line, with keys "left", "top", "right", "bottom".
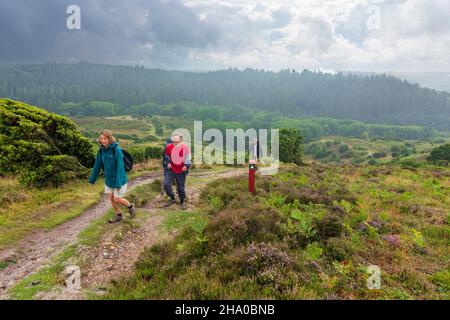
{"left": 182, "top": 0, "right": 450, "bottom": 72}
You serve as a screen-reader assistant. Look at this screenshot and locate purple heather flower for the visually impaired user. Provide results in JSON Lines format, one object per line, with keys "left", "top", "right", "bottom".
{"left": 382, "top": 234, "right": 401, "bottom": 247}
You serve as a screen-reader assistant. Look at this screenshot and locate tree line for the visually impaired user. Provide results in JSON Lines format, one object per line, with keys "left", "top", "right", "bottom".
{"left": 1, "top": 63, "right": 449, "bottom": 131}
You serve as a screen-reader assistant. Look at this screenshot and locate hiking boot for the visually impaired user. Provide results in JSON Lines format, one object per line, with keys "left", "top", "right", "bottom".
{"left": 180, "top": 202, "right": 186, "bottom": 210}
{"left": 164, "top": 198, "right": 177, "bottom": 208}
{"left": 108, "top": 213, "right": 123, "bottom": 224}
{"left": 128, "top": 203, "right": 136, "bottom": 218}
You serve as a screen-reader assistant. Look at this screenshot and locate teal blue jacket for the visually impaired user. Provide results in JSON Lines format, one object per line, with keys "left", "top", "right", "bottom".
{"left": 89, "top": 142, "right": 128, "bottom": 188}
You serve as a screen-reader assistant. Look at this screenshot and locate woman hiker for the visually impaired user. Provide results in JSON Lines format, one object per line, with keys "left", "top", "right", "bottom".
{"left": 89, "top": 130, "right": 135, "bottom": 223}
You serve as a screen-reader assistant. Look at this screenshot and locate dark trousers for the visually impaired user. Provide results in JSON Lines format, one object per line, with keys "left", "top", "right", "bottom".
{"left": 164, "top": 170, "right": 186, "bottom": 202}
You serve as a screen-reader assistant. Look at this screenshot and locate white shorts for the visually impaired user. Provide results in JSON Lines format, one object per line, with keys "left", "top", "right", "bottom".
{"left": 104, "top": 183, "right": 128, "bottom": 198}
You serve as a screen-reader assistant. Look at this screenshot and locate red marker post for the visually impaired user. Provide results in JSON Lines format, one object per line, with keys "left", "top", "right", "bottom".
{"left": 248, "top": 159, "right": 257, "bottom": 195}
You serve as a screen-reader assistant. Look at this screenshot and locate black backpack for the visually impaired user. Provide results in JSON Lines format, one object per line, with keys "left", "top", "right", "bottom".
{"left": 101, "top": 145, "right": 133, "bottom": 172}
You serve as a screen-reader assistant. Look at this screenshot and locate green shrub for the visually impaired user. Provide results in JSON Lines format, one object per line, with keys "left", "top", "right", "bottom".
{"left": 324, "top": 237, "right": 354, "bottom": 261}
{"left": 338, "top": 144, "right": 349, "bottom": 153}
{"left": 400, "top": 159, "right": 421, "bottom": 170}
{"left": 351, "top": 157, "right": 365, "bottom": 164}
{"left": 290, "top": 209, "right": 317, "bottom": 240}
{"left": 145, "top": 146, "right": 163, "bottom": 159}
{"left": 305, "top": 242, "right": 323, "bottom": 260}
{"left": 314, "top": 212, "right": 343, "bottom": 239}
{"left": 19, "top": 155, "right": 89, "bottom": 187}
{"left": 372, "top": 152, "right": 387, "bottom": 159}
{"left": 391, "top": 145, "right": 400, "bottom": 153}
{"left": 127, "top": 147, "right": 146, "bottom": 163}
{"left": 427, "top": 144, "right": 449, "bottom": 166}
{"left": 208, "top": 195, "right": 224, "bottom": 213}
{"left": 430, "top": 270, "right": 450, "bottom": 292}
{"left": 410, "top": 228, "right": 425, "bottom": 250}
{"left": 0, "top": 99, "right": 94, "bottom": 186}
{"left": 200, "top": 176, "right": 256, "bottom": 210}
{"left": 191, "top": 215, "right": 209, "bottom": 243}
{"left": 341, "top": 150, "right": 355, "bottom": 159}
{"left": 279, "top": 128, "right": 303, "bottom": 165}
{"left": 264, "top": 192, "right": 286, "bottom": 208}
{"left": 204, "top": 206, "right": 286, "bottom": 254}
{"left": 314, "top": 148, "right": 331, "bottom": 159}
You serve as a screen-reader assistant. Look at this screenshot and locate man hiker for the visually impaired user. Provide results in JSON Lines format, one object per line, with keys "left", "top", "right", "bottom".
{"left": 249, "top": 138, "right": 260, "bottom": 162}
{"left": 163, "top": 134, "right": 191, "bottom": 210}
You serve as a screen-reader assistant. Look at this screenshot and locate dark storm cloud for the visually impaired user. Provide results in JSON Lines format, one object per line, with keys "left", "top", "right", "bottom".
{"left": 0, "top": 1, "right": 67, "bottom": 62}
{"left": 148, "top": 0, "right": 221, "bottom": 47}
{"left": 0, "top": 0, "right": 222, "bottom": 65}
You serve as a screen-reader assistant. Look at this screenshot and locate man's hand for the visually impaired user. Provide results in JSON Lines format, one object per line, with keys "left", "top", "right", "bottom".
{"left": 182, "top": 165, "right": 187, "bottom": 172}
{"left": 168, "top": 163, "right": 172, "bottom": 169}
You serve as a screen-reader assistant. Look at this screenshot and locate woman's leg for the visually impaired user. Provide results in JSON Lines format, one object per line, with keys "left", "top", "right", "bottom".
{"left": 113, "top": 195, "right": 136, "bottom": 218}
{"left": 109, "top": 193, "right": 122, "bottom": 213}
{"left": 114, "top": 196, "right": 130, "bottom": 208}
{"left": 111, "top": 184, "right": 135, "bottom": 217}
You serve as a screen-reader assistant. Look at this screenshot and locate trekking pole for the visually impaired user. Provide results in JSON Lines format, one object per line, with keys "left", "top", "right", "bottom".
{"left": 248, "top": 159, "right": 257, "bottom": 195}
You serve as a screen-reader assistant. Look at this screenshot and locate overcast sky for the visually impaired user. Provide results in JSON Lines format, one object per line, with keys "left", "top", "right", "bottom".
{"left": 0, "top": 0, "right": 449, "bottom": 72}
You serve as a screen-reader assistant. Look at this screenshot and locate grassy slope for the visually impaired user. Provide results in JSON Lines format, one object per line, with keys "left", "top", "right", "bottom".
{"left": 0, "top": 178, "right": 103, "bottom": 249}
{"left": 7, "top": 168, "right": 228, "bottom": 299}
{"left": 73, "top": 115, "right": 192, "bottom": 149}
{"left": 103, "top": 163, "right": 449, "bottom": 300}
{"left": 304, "top": 136, "right": 450, "bottom": 165}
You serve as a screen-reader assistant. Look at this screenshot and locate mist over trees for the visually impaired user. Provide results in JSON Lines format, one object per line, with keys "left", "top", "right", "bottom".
{"left": 1, "top": 63, "right": 449, "bottom": 131}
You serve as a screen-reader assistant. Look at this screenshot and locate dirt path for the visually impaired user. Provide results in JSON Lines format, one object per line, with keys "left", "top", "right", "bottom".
{"left": 0, "top": 171, "right": 163, "bottom": 299}
{"left": 0, "top": 169, "right": 243, "bottom": 300}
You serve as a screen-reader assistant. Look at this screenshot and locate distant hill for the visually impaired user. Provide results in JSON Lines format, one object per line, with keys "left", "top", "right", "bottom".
{"left": 348, "top": 71, "right": 450, "bottom": 93}
{"left": 390, "top": 72, "right": 450, "bottom": 93}
{"left": 0, "top": 63, "right": 449, "bottom": 131}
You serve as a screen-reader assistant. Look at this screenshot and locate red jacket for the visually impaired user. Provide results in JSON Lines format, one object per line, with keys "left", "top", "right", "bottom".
{"left": 165, "top": 143, "right": 191, "bottom": 174}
